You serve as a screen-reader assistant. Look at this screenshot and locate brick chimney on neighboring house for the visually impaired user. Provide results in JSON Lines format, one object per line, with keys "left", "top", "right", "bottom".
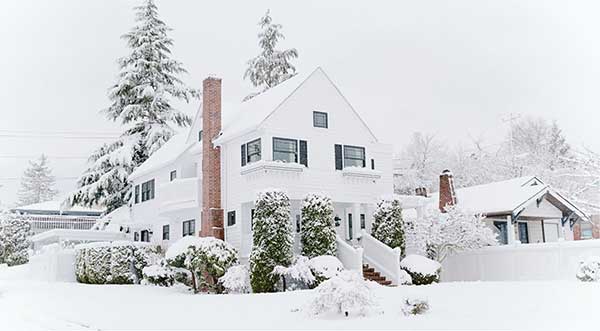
{"left": 415, "top": 187, "right": 428, "bottom": 197}
{"left": 439, "top": 169, "right": 457, "bottom": 212}
{"left": 200, "top": 77, "right": 224, "bottom": 240}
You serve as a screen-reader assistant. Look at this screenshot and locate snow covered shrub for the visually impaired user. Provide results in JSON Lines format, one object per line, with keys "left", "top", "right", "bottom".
{"left": 249, "top": 189, "right": 294, "bottom": 293}
{"left": 405, "top": 205, "right": 497, "bottom": 262}
{"left": 75, "top": 242, "right": 160, "bottom": 285}
{"left": 166, "top": 236, "right": 238, "bottom": 293}
{"left": 220, "top": 265, "right": 251, "bottom": 294}
{"left": 371, "top": 197, "right": 405, "bottom": 255}
{"left": 273, "top": 255, "right": 316, "bottom": 291}
{"left": 0, "top": 211, "right": 31, "bottom": 266}
{"left": 306, "top": 270, "right": 378, "bottom": 318}
{"left": 400, "top": 254, "right": 441, "bottom": 285}
{"left": 142, "top": 261, "right": 175, "bottom": 287}
{"left": 402, "top": 298, "right": 430, "bottom": 316}
{"left": 300, "top": 193, "right": 336, "bottom": 258}
{"left": 308, "top": 255, "right": 344, "bottom": 286}
{"left": 576, "top": 256, "right": 600, "bottom": 282}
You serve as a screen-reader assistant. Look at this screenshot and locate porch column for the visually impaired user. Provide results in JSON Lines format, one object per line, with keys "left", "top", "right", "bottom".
{"left": 506, "top": 215, "right": 516, "bottom": 245}
{"left": 558, "top": 220, "right": 566, "bottom": 241}
{"left": 353, "top": 203, "right": 361, "bottom": 240}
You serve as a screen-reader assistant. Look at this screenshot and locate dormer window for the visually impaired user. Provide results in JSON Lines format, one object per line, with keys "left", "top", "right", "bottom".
{"left": 313, "top": 111, "right": 328, "bottom": 128}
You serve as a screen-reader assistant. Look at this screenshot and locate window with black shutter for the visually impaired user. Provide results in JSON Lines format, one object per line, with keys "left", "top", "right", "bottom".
{"left": 360, "top": 214, "right": 366, "bottom": 229}
{"left": 141, "top": 179, "right": 155, "bottom": 202}
{"left": 299, "top": 140, "right": 308, "bottom": 167}
{"left": 241, "top": 144, "right": 247, "bottom": 166}
{"left": 334, "top": 144, "right": 343, "bottom": 170}
{"left": 343, "top": 146, "right": 366, "bottom": 168}
{"left": 227, "top": 211, "right": 236, "bottom": 227}
{"left": 273, "top": 138, "right": 298, "bottom": 163}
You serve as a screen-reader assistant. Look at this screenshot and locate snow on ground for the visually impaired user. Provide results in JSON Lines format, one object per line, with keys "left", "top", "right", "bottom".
{"left": 1, "top": 264, "right": 599, "bottom": 330}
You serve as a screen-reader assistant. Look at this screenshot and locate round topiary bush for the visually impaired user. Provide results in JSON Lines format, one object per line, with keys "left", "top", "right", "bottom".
{"left": 400, "top": 254, "right": 441, "bottom": 285}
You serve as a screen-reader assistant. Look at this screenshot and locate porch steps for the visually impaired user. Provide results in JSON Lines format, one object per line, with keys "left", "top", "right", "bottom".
{"left": 362, "top": 264, "right": 392, "bottom": 286}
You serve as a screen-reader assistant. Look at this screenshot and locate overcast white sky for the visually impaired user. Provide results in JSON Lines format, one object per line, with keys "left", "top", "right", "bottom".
{"left": 1, "top": 0, "right": 599, "bottom": 206}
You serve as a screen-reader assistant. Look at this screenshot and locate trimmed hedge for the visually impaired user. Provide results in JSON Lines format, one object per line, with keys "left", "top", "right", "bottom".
{"left": 75, "top": 241, "right": 161, "bottom": 284}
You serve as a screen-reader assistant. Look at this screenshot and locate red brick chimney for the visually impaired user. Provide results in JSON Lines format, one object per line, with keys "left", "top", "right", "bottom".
{"left": 415, "top": 187, "right": 428, "bottom": 197}
{"left": 439, "top": 169, "right": 457, "bottom": 212}
{"left": 200, "top": 77, "right": 224, "bottom": 240}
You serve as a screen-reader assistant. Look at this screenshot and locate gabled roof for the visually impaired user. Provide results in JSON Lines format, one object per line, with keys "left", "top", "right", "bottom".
{"left": 429, "top": 176, "right": 589, "bottom": 221}
{"left": 129, "top": 67, "right": 378, "bottom": 180}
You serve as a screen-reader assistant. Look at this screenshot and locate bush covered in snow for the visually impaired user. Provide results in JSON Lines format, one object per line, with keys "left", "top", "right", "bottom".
{"left": 75, "top": 241, "right": 161, "bottom": 285}
{"left": 300, "top": 193, "right": 337, "bottom": 258}
{"left": 142, "top": 260, "right": 175, "bottom": 287}
{"left": 371, "top": 197, "right": 405, "bottom": 255}
{"left": 220, "top": 265, "right": 251, "bottom": 294}
{"left": 166, "top": 236, "right": 238, "bottom": 293}
{"left": 400, "top": 254, "right": 441, "bottom": 285}
{"left": 273, "top": 255, "right": 316, "bottom": 291}
{"left": 402, "top": 298, "right": 430, "bottom": 316}
{"left": 306, "top": 270, "right": 379, "bottom": 318}
{"left": 249, "top": 189, "right": 294, "bottom": 293}
{"left": 308, "top": 255, "right": 344, "bottom": 286}
{"left": 0, "top": 212, "right": 31, "bottom": 266}
{"left": 576, "top": 256, "right": 600, "bottom": 282}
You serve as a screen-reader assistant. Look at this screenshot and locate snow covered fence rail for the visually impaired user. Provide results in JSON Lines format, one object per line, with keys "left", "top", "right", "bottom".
{"left": 442, "top": 239, "right": 600, "bottom": 281}
{"left": 336, "top": 235, "right": 363, "bottom": 271}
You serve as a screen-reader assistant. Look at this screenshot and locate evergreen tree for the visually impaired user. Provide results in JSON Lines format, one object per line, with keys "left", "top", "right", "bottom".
{"left": 249, "top": 189, "right": 294, "bottom": 293}
{"left": 0, "top": 211, "right": 31, "bottom": 266}
{"left": 372, "top": 198, "right": 405, "bottom": 255}
{"left": 300, "top": 193, "right": 337, "bottom": 258}
{"left": 244, "top": 10, "right": 298, "bottom": 100}
{"left": 17, "top": 154, "right": 58, "bottom": 206}
{"left": 68, "top": 0, "right": 198, "bottom": 212}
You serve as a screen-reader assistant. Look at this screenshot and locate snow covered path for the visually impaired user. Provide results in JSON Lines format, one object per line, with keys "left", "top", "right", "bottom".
{"left": 1, "top": 266, "right": 598, "bottom": 330}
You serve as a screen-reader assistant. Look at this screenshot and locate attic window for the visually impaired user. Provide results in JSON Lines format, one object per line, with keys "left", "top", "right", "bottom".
{"left": 313, "top": 111, "right": 328, "bottom": 128}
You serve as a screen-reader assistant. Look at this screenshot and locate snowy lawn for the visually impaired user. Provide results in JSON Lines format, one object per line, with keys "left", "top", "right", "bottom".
{"left": 1, "top": 265, "right": 598, "bottom": 330}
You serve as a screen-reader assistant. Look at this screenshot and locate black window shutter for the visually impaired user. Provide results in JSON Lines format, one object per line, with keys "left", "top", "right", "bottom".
{"left": 241, "top": 144, "right": 246, "bottom": 166}
{"left": 334, "top": 144, "right": 343, "bottom": 170}
{"left": 371, "top": 159, "right": 375, "bottom": 170}
{"left": 299, "top": 140, "right": 308, "bottom": 167}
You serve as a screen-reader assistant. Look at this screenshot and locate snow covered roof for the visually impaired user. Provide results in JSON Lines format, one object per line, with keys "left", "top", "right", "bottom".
{"left": 12, "top": 200, "right": 104, "bottom": 216}
{"left": 129, "top": 132, "right": 192, "bottom": 180}
{"left": 429, "top": 176, "right": 589, "bottom": 221}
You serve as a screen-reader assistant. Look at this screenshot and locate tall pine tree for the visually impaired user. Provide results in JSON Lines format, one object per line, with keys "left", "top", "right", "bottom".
{"left": 68, "top": 0, "right": 198, "bottom": 212}
{"left": 244, "top": 10, "right": 298, "bottom": 100}
{"left": 17, "top": 154, "right": 58, "bottom": 206}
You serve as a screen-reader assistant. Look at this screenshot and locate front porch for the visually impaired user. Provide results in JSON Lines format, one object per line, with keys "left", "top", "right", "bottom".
{"left": 487, "top": 216, "right": 569, "bottom": 245}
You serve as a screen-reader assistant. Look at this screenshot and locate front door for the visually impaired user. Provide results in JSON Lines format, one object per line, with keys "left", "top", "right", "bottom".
{"left": 518, "top": 222, "right": 529, "bottom": 243}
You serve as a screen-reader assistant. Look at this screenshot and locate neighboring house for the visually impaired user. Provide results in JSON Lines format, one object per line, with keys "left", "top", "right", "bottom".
{"left": 574, "top": 214, "right": 600, "bottom": 240}
{"left": 124, "top": 68, "right": 394, "bottom": 264}
{"left": 11, "top": 200, "right": 104, "bottom": 234}
{"left": 423, "top": 171, "right": 590, "bottom": 245}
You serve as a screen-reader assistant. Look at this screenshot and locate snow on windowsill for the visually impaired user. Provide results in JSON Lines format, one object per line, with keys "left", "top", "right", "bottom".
{"left": 341, "top": 166, "right": 382, "bottom": 179}
{"left": 240, "top": 160, "right": 305, "bottom": 175}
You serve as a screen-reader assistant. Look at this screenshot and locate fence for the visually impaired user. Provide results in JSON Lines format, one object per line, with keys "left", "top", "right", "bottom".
{"left": 442, "top": 239, "right": 600, "bottom": 282}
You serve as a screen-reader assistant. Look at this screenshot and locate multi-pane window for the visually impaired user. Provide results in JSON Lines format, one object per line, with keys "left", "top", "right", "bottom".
{"left": 241, "top": 138, "right": 261, "bottom": 166}
{"left": 141, "top": 179, "right": 155, "bottom": 202}
{"left": 182, "top": 220, "right": 195, "bottom": 237}
{"left": 141, "top": 230, "right": 150, "bottom": 242}
{"left": 313, "top": 111, "right": 328, "bottom": 128}
{"left": 227, "top": 211, "right": 236, "bottom": 227}
{"left": 134, "top": 185, "right": 140, "bottom": 204}
{"left": 273, "top": 138, "right": 298, "bottom": 163}
{"left": 170, "top": 170, "right": 177, "bottom": 182}
{"left": 162, "top": 224, "right": 170, "bottom": 240}
{"left": 343, "top": 145, "right": 366, "bottom": 168}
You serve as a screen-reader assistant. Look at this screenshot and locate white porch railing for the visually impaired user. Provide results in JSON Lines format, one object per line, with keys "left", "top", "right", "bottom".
{"left": 360, "top": 230, "right": 403, "bottom": 285}
{"left": 336, "top": 235, "right": 363, "bottom": 271}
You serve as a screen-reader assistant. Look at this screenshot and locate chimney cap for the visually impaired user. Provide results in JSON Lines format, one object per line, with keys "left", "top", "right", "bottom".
{"left": 441, "top": 169, "right": 453, "bottom": 176}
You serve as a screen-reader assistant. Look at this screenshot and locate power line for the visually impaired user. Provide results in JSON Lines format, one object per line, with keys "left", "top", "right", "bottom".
{"left": 0, "top": 134, "right": 119, "bottom": 140}
{"left": 0, "top": 155, "right": 89, "bottom": 160}
{"left": 0, "top": 129, "right": 120, "bottom": 135}
{"left": 0, "top": 176, "right": 78, "bottom": 181}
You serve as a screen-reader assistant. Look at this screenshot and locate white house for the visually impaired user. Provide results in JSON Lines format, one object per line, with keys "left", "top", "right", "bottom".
{"left": 124, "top": 68, "right": 395, "bottom": 274}
{"left": 419, "top": 171, "right": 590, "bottom": 245}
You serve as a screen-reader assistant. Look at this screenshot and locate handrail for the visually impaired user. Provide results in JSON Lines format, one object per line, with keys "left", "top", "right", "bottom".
{"left": 336, "top": 235, "right": 363, "bottom": 271}
{"left": 360, "top": 230, "right": 404, "bottom": 285}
